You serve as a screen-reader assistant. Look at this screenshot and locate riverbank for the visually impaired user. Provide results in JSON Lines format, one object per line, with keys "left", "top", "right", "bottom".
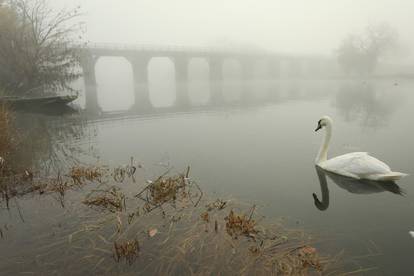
{"left": 0, "top": 104, "right": 16, "bottom": 161}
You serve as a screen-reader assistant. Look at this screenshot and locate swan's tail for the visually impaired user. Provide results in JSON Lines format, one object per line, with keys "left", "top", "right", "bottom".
{"left": 376, "top": 172, "right": 408, "bottom": 181}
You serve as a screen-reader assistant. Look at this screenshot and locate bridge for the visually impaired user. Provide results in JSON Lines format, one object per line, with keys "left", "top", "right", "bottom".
{"left": 79, "top": 43, "right": 335, "bottom": 113}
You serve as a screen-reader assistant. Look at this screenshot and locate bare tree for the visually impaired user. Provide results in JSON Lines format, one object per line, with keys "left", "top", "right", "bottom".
{"left": 337, "top": 23, "right": 398, "bottom": 76}
{"left": 0, "top": 0, "right": 84, "bottom": 95}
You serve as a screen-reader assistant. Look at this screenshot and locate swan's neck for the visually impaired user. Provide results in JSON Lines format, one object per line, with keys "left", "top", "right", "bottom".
{"left": 316, "top": 124, "right": 332, "bottom": 164}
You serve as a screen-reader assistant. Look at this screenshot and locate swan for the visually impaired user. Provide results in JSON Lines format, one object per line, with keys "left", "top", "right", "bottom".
{"left": 314, "top": 116, "right": 408, "bottom": 181}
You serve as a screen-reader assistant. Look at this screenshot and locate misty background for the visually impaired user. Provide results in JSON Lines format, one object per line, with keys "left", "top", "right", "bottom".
{"left": 53, "top": 0, "right": 414, "bottom": 111}
{"left": 2, "top": 2, "right": 414, "bottom": 274}
{"left": 53, "top": 0, "right": 414, "bottom": 56}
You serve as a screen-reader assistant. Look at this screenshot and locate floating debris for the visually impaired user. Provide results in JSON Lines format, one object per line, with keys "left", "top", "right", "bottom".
{"left": 135, "top": 166, "right": 202, "bottom": 213}
{"left": 224, "top": 206, "right": 258, "bottom": 239}
{"left": 83, "top": 187, "right": 125, "bottom": 213}
{"left": 275, "top": 245, "right": 323, "bottom": 275}
{"left": 112, "top": 157, "right": 137, "bottom": 183}
{"left": 69, "top": 165, "right": 105, "bottom": 185}
{"left": 206, "top": 198, "right": 227, "bottom": 211}
{"left": 148, "top": 228, "right": 158, "bottom": 237}
{"left": 113, "top": 239, "right": 140, "bottom": 265}
{"left": 200, "top": 211, "right": 210, "bottom": 223}
{"left": 149, "top": 176, "right": 182, "bottom": 204}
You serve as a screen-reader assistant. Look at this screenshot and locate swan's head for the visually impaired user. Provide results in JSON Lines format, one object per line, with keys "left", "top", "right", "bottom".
{"left": 315, "top": 116, "right": 333, "bottom": 132}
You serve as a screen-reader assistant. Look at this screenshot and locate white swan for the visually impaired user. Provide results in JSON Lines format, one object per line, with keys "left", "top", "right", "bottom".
{"left": 315, "top": 116, "right": 407, "bottom": 181}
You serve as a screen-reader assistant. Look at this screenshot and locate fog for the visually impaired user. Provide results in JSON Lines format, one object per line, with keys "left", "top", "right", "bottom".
{"left": 56, "top": 0, "right": 414, "bottom": 111}
{"left": 3, "top": 1, "right": 414, "bottom": 275}
{"left": 54, "top": 0, "right": 414, "bottom": 59}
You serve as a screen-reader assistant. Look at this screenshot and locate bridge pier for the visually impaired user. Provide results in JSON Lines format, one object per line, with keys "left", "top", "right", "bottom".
{"left": 269, "top": 59, "right": 281, "bottom": 79}
{"left": 129, "top": 56, "right": 152, "bottom": 111}
{"left": 241, "top": 59, "right": 255, "bottom": 103}
{"left": 308, "top": 59, "right": 324, "bottom": 78}
{"left": 208, "top": 57, "right": 223, "bottom": 105}
{"left": 287, "top": 58, "right": 303, "bottom": 78}
{"left": 80, "top": 53, "right": 100, "bottom": 114}
{"left": 174, "top": 57, "right": 190, "bottom": 107}
{"left": 302, "top": 59, "right": 313, "bottom": 79}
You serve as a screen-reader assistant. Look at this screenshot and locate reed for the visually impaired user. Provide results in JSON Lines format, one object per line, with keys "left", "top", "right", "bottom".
{"left": 0, "top": 104, "right": 15, "bottom": 159}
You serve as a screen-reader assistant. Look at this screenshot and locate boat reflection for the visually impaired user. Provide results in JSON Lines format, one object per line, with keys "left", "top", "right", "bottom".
{"left": 312, "top": 166, "right": 403, "bottom": 211}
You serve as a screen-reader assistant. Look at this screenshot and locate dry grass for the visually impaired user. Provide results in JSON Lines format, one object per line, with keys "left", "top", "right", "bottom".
{"left": 134, "top": 166, "right": 202, "bottom": 213}
{"left": 0, "top": 164, "right": 124, "bottom": 209}
{"left": 0, "top": 164, "right": 348, "bottom": 275}
{"left": 113, "top": 239, "right": 140, "bottom": 265}
{"left": 70, "top": 165, "right": 106, "bottom": 184}
{"left": 206, "top": 198, "right": 227, "bottom": 211}
{"left": 0, "top": 104, "right": 15, "bottom": 160}
{"left": 83, "top": 187, "right": 126, "bottom": 213}
{"left": 224, "top": 206, "right": 258, "bottom": 239}
{"left": 112, "top": 157, "right": 137, "bottom": 183}
{"left": 101, "top": 196, "right": 328, "bottom": 275}
{"left": 58, "top": 168, "right": 331, "bottom": 275}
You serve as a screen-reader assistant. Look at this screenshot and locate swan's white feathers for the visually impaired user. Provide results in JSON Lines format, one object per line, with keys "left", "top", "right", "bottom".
{"left": 319, "top": 152, "right": 392, "bottom": 179}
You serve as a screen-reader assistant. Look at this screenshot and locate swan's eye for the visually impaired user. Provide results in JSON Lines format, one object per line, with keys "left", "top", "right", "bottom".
{"left": 318, "top": 120, "right": 324, "bottom": 127}
{"left": 315, "top": 120, "right": 323, "bottom": 132}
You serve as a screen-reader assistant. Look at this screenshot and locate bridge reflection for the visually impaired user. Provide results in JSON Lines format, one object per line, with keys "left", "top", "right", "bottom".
{"left": 75, "top": 78, "right": 336, "bottom": 121}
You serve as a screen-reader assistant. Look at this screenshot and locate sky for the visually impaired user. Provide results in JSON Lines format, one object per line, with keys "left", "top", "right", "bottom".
{"left": 52, "top": 0, "right": 414, "bottom": 59}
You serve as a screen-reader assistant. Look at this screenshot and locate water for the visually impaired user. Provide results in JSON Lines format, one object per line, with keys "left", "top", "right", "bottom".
{"left": 1, "top": 79, "right": 414, "bottom": 274}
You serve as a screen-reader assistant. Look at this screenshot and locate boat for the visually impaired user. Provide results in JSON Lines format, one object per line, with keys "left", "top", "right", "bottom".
{"left": 0, "top": 94, "right": 78, "bottom": 108}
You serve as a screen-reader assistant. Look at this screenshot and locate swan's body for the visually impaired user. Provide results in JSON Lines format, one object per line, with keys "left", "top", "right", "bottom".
{"left": 315, "top": 116, "right": 407, "bottom": 181}
{"left": 319, "top": 152, "right": 404, "bottom": 181}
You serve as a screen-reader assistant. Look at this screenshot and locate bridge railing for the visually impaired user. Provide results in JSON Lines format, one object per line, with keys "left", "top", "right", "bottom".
{"left": 79, "top": 42, "right": 271, "bottom": 55}
{"left": 75, "top": 42, "right": 333, "bottom": 60}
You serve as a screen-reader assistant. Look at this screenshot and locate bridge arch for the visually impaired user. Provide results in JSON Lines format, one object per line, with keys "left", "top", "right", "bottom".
{"left": 188, "top": 57, "right": 210, "bottom": 106}
{"left": 251, "top": 59, "right": 270, "bottom": 101}
{"left": 147, "top": 57, "right": 176, "bottom": 107}
{"left": 94, "top": 56, "right": 134, "bottom": 111}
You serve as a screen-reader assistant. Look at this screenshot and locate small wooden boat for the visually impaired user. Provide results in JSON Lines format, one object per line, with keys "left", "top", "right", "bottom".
{"left": 0, "top": 94, "right": 78, "bottom": 108}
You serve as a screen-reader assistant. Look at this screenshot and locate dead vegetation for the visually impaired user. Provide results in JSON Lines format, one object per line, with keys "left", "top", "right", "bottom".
{"left": 0, "top": 163, "right": 348, "bottom": 275}
{"left": 83, "top": 187, "right": 126, "bottom": 213}
{"left": 113, "top": 239, "right": 140, "bottom": 265}
{"left": 0, "top": 163, "right": 131, "bottom": 210}
{"left": 206, "top": 198, "right": 227, "bottom": 211}
{"left": 224, "top": 206, "right": 258, "bottom": 239}
{"left": 103, "top": 196, "right": 328, "bottom": 275}
{"left": 134, "top": 166, "right": 202, "bottom": 213}
{"left": 112, "top": 157, "right": 137, "bottom": 183}
{"left": 0, "top": 104, "right": 15, "bottom": 160}
{"left": 70, "top": 165, "right": 105, "bottom": 185}
{"left": 53, "top": 167, "right": 333, "bottom": 275}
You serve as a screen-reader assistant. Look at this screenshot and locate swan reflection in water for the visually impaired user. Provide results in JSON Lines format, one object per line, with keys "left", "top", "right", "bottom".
{"left": 312, "top": 166, "right": 403, "bottom": 211}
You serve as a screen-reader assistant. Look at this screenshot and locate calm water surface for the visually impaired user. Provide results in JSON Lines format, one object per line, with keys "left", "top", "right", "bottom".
{"left": 1, "top": 79, "right": 414, "bottom": 275}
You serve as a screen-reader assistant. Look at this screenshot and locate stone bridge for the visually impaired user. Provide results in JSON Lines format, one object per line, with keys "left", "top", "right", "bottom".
{"left": 79, "top": 43, "right": 334, "bottom": 113}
